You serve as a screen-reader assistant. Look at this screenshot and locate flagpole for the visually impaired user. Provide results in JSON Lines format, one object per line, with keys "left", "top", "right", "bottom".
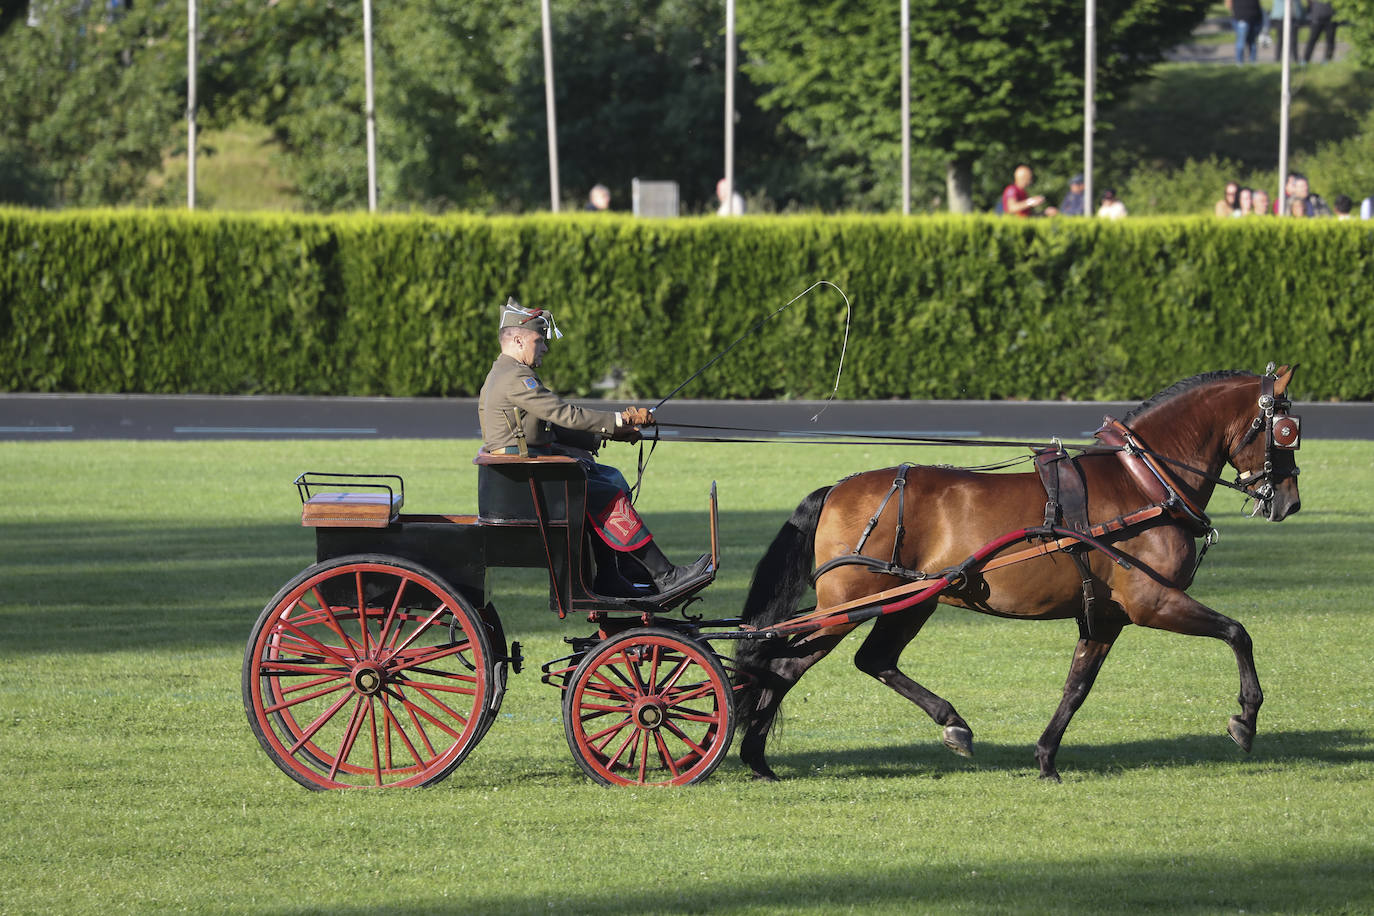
{"left": 363, "top": 0, "right": 377, "bottom": 212}
{"left": 187, "top": 0, "right": 197, "bottom": 210}
{"left": 541, "top": 0, "right": 561, "bottom": 212}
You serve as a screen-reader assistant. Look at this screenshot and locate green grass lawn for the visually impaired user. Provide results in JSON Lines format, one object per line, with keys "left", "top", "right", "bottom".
{"left": 1, "top": 438, "right": 1371, "bottom": 914}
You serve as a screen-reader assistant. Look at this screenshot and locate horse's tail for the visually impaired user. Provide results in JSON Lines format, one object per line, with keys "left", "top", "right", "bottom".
{"left": 733, "top": 486, "right": 831, "bottom": 733}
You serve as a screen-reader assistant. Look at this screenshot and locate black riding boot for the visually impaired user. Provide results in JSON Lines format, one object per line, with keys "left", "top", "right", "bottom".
{"left": 631, "top": 539, "right": 713, "bottom": 595}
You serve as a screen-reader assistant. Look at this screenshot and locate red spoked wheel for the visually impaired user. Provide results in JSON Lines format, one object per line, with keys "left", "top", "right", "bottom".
{"left": 243, "top": 554, "right": 495, "bottom": 790}
{"left": 563, "top": 628, "right": 735, "bottom": 786}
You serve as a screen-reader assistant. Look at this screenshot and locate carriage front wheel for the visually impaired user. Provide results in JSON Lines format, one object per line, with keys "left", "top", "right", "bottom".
{"left": 243, "top": 554, "right": 496, "bottom": 789}
{"left": 563, "top": 628, "right": 735, "bottom": 786}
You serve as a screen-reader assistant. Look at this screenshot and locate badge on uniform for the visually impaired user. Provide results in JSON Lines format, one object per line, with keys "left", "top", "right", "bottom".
{"left": 523, "top": 377, "right": 539, "bottom": 390}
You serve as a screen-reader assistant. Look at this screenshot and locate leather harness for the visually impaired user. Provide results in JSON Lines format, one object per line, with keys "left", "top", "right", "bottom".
{"left": 811, "top": 418, "right": 1228, "bottom": 641}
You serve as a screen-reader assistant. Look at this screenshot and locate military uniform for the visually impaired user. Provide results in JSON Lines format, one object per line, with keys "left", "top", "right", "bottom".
{"left": 478, "top": 353, "right": 619, "bottom": 454}
{"left": 478, "top": 351, "right": 650, "bottom": 552}
{"left": 477, "top": 297, "right": 713, "bottom": 594}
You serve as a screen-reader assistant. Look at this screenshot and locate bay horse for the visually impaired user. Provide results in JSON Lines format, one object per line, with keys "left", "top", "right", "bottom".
{"left": 734, "top": 367, "right": 1302, "bottom": 781}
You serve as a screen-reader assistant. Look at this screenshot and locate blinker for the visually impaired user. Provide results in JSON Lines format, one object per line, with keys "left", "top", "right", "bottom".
{"left": 1272, "top": 413, "right": 1300, "bottom": 449}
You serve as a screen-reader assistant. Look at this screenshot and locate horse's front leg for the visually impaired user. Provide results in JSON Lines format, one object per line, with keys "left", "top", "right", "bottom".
{"left": 1130, "top": 589, "right": 1264, "bottom": 753}
{"left": 1035, "top": 615, "right": 1125, "bottom": 782}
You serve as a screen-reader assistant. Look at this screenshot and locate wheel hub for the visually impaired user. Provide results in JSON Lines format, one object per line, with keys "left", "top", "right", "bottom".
{"left": 351, "top": 662, "right": 386, "bottom": 696}
{"left": 632, "top": 696, "right": 668, "bottom": 730}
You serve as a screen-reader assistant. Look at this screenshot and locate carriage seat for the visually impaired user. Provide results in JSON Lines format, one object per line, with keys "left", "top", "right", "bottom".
{"left": 474, "top": 452, "right": 585, "bottom": 525}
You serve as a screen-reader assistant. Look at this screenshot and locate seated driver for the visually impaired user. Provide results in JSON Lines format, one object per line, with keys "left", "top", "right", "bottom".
{"left": 478, "top": 298, "right": 712, "bottom": 595}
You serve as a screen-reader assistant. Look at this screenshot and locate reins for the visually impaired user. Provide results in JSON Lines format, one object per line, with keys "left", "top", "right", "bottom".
{"left": 652, "top": 421, "right": 1120, "bottom": 455}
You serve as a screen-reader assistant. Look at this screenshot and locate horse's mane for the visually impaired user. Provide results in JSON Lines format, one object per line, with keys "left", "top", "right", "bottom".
{"left": 1124, "top": 370, "right": 1251, "bottom": 421}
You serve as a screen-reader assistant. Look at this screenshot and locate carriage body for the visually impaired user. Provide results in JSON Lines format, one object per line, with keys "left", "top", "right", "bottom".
{"left": 242, "top": 458, "right": 733, "bottom": 790}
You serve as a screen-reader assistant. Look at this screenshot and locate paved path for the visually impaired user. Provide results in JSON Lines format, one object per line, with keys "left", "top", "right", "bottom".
{"left": 2, "top": 394, "right": 1370, "bottom": 441}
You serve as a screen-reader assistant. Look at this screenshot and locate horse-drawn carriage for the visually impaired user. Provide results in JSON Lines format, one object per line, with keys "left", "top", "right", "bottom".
{"left": 242, "top": 366, "right": 1302, "bottom": 789}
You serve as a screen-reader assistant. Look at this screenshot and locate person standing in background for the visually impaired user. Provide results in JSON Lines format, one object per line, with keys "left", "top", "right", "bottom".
{"left": 1304, "top": 2, "right": 1338, "bottom": 63}
{"left": 1227, "top": 0, "right": 1265, "bottom": 62}
{"left": 715, "top": 178, "right": 745, "bottom": 216}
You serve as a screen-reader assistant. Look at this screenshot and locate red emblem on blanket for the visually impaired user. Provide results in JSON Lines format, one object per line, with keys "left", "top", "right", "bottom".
{"left": 592, "top": 492, "right": 650, "bottom": 551}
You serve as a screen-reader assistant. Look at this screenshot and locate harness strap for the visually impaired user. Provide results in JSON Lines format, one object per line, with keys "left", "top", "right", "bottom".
{"left": 851, "top": 464, "right": 912, "bottom": 563}
{"left": 1096, "top": 418, "right": 1211, "bottom": 536}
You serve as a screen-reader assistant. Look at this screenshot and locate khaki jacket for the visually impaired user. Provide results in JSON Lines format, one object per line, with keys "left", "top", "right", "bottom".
{"left": 478, "top": 354, "right": 619, "bottom": 453}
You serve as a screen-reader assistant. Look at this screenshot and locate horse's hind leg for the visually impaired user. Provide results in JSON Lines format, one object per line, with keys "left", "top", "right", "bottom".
{"left": 853, "top": 602, "right": 975, "bottom": 758}
{"left": 737, "top": 626, "right": 853, "bottom": 781}
{"left": 1035, "top": 615, "right": 1125, "bottom": 782}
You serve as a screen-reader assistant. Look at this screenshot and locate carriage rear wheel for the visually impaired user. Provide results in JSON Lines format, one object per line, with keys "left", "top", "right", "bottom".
{"left": 563, "top": 628, "right": 735, "bottom": 787}
{"left": 243, "top": 554, "right": 495, "bottom": 789}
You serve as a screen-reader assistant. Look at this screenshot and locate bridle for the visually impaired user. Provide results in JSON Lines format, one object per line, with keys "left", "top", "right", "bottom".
{"left": 1228, "top": 364, "right": 1301, "bottom": 516}
{"left": 1096, "top": 365, "right": 1302, "bottom": 528}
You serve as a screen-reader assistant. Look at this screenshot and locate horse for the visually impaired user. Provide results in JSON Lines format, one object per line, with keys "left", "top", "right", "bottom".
{"left": 734, "top": 366, "right": 1302, "bottom": 782}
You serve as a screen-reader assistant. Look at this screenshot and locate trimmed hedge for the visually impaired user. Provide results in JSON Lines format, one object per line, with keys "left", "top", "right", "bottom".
{"left": 2, "top": 208, "right": 1372, "bottom": 400}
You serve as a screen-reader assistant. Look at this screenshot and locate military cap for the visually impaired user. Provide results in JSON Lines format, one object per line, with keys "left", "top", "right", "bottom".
{"left": 499, "top": 297, "right": 563, "bottom": 339}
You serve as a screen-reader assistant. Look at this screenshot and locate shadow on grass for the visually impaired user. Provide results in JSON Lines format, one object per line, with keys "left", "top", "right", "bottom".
{"left": 758, "top": 727, "right": 1373, "bottom": 782}
{"left": 285, "top": 852, "right": 1371, "bottom": 914}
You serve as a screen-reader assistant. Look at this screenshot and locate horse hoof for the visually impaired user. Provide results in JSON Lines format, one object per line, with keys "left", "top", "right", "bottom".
{"left": 1228, "top": 715, "right": 1254, "bottom": 753}
{"left": 1039, "top": 769, "right": 1063, "bottom": 783}
{"left": 751, "top": 770, "right": 781, "bottom": 783}
{"left": 942, "top": 725, "right": 974, "bottom": 758}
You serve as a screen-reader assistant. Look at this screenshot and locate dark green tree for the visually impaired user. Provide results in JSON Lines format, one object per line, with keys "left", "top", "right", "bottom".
{"left": 738, "top": 0, "right": 1210, "bottom": 212}
{"left": 0, "top": 3, "right": 187, "bottom": 206}
{"left": 1343, "top": 0, "right": 1374, "bottom": 69}
{"left": 502, "top": 0, "right": 799, "bottom": 212}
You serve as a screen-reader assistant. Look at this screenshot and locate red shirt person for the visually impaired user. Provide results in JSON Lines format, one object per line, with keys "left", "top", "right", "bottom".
{"left": 1001, "top": 165, "right": 1045, "bottom": 217}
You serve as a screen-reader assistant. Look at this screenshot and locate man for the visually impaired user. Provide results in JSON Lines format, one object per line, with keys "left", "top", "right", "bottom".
{"left": 1058, "top": 174, "right": 1086, "bottom": 216}
{"left": 585, "top": 184, "right": 611, "bottom": 212}
{"left": 716, "top": 178, "right": 745, "bottom": 216}
{"left": 1287, "top": 174, "right": 1331, "bottom": 218}
{"left": 478, "top": 298, "right": 712, "bottom": 595}
{"left": 1000, "top": 165, "right": 1045, "bottom": 217}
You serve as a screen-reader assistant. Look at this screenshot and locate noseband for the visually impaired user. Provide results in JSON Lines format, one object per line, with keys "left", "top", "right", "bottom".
{"left": 1229, "top": 365, "right": 1301, "bottom": 514}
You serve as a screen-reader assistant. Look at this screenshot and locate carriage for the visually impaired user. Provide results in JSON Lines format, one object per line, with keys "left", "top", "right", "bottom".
{"left": 242, "top": 366, "right": 1302, "bottom": 789}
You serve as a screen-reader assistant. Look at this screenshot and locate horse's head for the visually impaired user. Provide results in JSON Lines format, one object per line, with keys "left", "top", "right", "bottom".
{"left": 1227, "top": 364, "right": 1302, "bottom": 522}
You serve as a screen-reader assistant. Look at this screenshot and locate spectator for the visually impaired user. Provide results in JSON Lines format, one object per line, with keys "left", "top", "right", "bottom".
{"left": 1215, "top": 181, "right": 1240, "bottom": 217}
{"left": 1001, "top": 165, "right": 1046, "bottom": 217}
{"left": 716, "top": 178, "right": 745, "bottom": 216}
{"left": 1238, "top": 187, "right": 1255, "bottom": 216}
{"left": 1227, "top": 0, "right": 1265, "bottom": 63}
{"left": 1304, "top": 1, "right": 1337, "bottom": 63}
{"left": 1361, "top": 195, "right": 1374, "bottom": 220}
{"left": 1270, "top": 0, "right": 1305, "bottom": 62}
{"left": 1294, "top": 174, "right": 1332, "bottom": 217}
{"left": 1252, "top": 188, "right": 1272, "bottom": 216}
{"left": 1288, "top": 196, "right": 1307, "bottom": 218}
{"left": 1098, "top": 189, "right": 1127, "bottom": 219}
{"left": 585, "top": 184, "right": 611, "bottom": 212}
{"left": 1058, "top": 174, "right": 1086, "bottom": 216}
{"left": 1333, "top": 194, "right": 1353, "bottom": 220}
